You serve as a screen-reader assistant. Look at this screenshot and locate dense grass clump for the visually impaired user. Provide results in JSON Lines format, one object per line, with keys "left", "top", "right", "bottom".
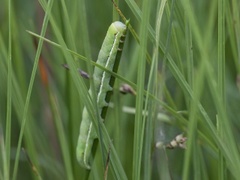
{"left": 1, "top": 0, "right": 240, "bottom": 179}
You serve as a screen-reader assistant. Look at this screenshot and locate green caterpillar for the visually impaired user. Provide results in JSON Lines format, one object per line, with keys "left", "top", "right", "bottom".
{"left": 76, "top": 21, "right": 128, "bottom": 169}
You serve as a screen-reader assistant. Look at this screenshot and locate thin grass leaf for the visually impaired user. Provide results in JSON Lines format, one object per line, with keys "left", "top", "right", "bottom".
{"left": 12, "top": 0, "right": 54, "bottom": 179}
{"left": 5, "top": 0, "right": 13, "bottom": 179}
{"left": 217, "top": 0, "right": 226, "bottom": 179}
{"left": 132, "top": 0, "right": 152, "bottom": 179}
{"left": 142, "top": 0, "right": 167, "bottom": 179}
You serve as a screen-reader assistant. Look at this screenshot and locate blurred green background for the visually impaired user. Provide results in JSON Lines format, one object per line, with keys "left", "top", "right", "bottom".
{"left": 1, "top": 0, "right": 240, "bottom": 179}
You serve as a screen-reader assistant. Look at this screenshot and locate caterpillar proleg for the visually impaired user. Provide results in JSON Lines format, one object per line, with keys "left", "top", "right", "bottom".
{"left": 76, "top": 21, "right": 128, "bottom": 169}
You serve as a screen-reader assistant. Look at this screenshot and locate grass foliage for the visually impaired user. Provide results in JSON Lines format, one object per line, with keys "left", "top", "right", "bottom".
{"left": 1, "top": 0, "right": 240, "bottom": 179}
